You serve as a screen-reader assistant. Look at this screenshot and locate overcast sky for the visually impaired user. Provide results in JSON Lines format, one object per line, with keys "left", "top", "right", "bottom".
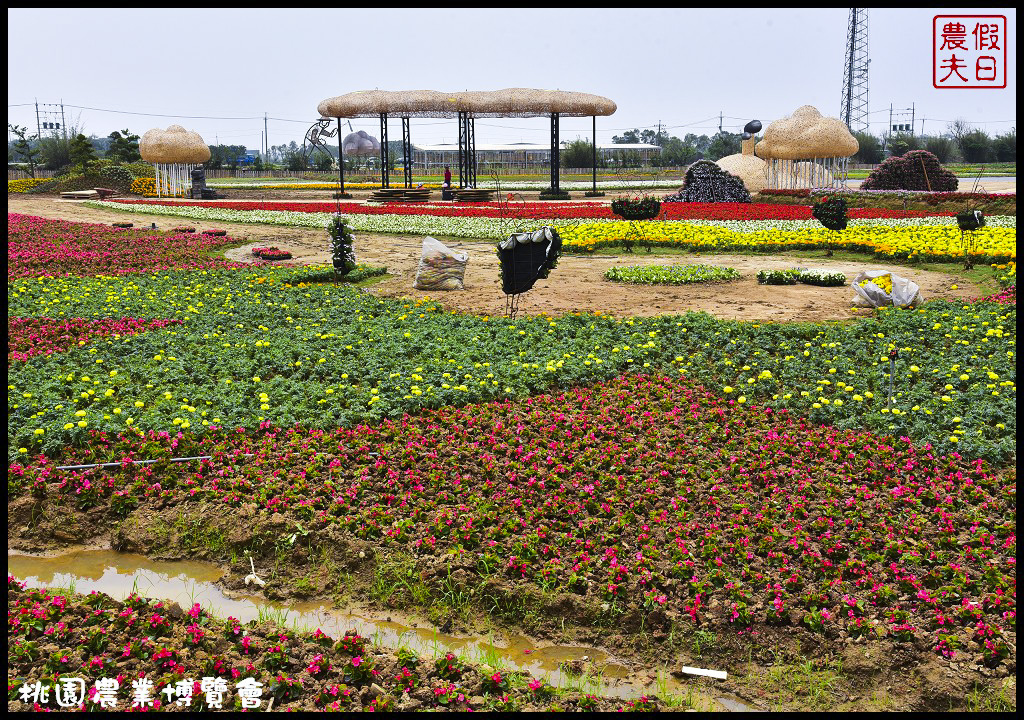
{"left": 7, "top": 8, "right": 1017, "bottom": 152}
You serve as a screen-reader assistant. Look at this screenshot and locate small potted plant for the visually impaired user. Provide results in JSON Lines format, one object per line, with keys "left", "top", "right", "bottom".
{"left": 327, "top": 214, "right": 356, "bottom": 276}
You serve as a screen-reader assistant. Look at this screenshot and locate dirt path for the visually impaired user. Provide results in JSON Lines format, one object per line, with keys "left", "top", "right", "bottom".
{"left": 9, "top": 194, "right": 981, "bottom": 322}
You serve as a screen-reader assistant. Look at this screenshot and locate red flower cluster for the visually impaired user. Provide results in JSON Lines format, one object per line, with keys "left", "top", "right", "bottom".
{"left": 8, "top": 317, "right": 182, "bottom": 363}
{"left": 252, "top": 247, "right": 293, "bottom": 261}
{"left": 7, "top": 215, "right": 251, "bottom": 278}
{"left": 109, "top": 199, "right": 943, "bottom": 221}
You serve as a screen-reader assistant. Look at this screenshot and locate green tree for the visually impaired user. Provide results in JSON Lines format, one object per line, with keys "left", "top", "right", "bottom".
{"left": 706, "top": 133, "right": 741, "bottom": 161}
{"left": 658, "top": 136, "right": 698, "bottom": 166}
{"left": 313, "top": 152, "right": 334, "bottom": 171}
{"left": 611, "top": 129, "right": 642, "bottom": 144}
{"left": 284, "top": 149, "right": 308, "bottom": 170}
{"left": 105, "top": 129, "right": 141, "bottom": 163}
{"left": 69, "top": 133, "right": 98, "bottom": 173}
{"left": 991, "top": 130, "right": 1015, "bottom": 162}
{"left": 851, "top": 132, "right": 883, "bottom": 164}
{"left": 958, "top": 130, "right": 992, "bottom": 163}
{"left": 885, "top": 133, "right": 919, "bottom": 158}
{"left": 252, "top": 154, "right": 264, "bottom": 171}
{"left": 8, "top": 124, "right": 41, "bottom": 177}
{"left": 923, "top": 136, "right": 954, "bottom": 163}
{"left": 562, "top": 137, "right": 597, "bottom": 169}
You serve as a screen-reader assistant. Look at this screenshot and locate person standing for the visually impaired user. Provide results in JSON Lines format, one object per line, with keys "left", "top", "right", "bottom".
{"left": 443, "top": 165, "right": 452, "bottom": 187}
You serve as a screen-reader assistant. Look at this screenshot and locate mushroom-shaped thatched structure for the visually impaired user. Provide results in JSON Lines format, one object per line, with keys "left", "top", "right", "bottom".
{"left": 139, "top": 125, "right": 211, "bottom": 198}
{"left": 317, "top": 88, "right": 616, "bottom": 194}
{"left": 754, "top": 106, "right": 858, "bottom": 190}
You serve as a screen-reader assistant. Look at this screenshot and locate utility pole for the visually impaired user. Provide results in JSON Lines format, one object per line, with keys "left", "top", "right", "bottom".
{"left": 60, "top": 99, "right": 66, "bottom": 141}
{"left": 264, "top": 113, "right": 269, "bottom": 162}
{"left": 35, "top": 99, "right": 41, "bottom": 139}
{"left": 910, "top": 103, "right": 915, "bottom": 136}
{"left": 718, "top": 112, "right": 723, "bottom": 134}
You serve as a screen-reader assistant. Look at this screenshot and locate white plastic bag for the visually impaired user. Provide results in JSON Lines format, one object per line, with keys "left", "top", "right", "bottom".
{"left": 851, "top": 270, "right": 923, "bottom": 308}
{"left": 413, "top": 236, "right": 468, "bottom": 291}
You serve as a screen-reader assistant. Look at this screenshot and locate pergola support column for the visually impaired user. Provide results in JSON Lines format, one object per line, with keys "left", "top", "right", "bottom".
{"left": 550, "top": 112, "right": 560, "bottom": 193}
{"left": 401, "top": 117, "right": 412, "bottom": 188}
{"left": 592, "top": 115, "right": 597, "bottom": 193}
{"left": 468, "top": 117, "right": 477, "bottom": 187}
{"left": 337, "top": 119, "right": 345, "bottom": 195}
{"left": 379, "top": 113, "right": 390, "bottom": 188}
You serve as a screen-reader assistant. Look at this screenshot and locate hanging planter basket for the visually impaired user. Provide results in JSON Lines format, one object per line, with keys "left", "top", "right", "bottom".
{"left": 955, "top": 209, "right": 985, "bottom": 232}
{"left": 611, "top": 197, "right": 661, "bottom": 221}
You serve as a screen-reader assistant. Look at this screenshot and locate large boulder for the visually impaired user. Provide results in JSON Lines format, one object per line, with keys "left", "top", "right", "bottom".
{"left": 664, "top": 160, "right": 751, "bottom": 203}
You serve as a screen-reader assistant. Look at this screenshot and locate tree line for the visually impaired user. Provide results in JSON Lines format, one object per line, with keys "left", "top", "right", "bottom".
{"left": 559, "top": 122, "right": 1015, "bottom": 169}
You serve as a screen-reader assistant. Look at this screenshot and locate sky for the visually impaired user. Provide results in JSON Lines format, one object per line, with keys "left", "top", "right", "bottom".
{"left": 7, "top": 8, "right": 1017, "bottom": 154}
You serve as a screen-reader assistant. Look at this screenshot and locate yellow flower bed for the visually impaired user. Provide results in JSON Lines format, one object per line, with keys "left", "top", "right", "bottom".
{"left": 7, "top": 178, "right": 51, "bottom": 193}
{"left": 558, "top": 221, "right": 1017, "bottom": 262}
{"left": 130, "top": 177, "right": 156, "bottom": 196}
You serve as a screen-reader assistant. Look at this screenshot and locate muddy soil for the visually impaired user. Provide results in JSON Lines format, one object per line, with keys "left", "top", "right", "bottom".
{"left": 9, "top": 500, "right": 1014, "bottom": 713}
{"left": 7, "top": 194, "right": 981, "bottom": 322}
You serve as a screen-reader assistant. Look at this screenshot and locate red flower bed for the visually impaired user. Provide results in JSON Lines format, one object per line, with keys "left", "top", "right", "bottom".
{"left": 7, "top": 214, "right": 251, "bottom": 278}
{"left": 109, "top": 199, "right": 944, "bottom": 221}
{"left": 8, "top": 317, "right": 182, "bottom": 363}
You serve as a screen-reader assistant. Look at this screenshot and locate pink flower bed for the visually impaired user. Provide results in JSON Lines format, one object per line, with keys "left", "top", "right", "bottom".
{"left": 7, "top": 214, "right": 249, "bottom": 279}
{"left": 8, "top": 317, "right": 182, "bottom": 363}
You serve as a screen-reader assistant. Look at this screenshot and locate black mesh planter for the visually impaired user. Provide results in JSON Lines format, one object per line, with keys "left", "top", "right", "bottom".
{"left": 497, "top": 227, "right": 563, "bottom": 298}
{"left": 956, "top": 210, "right": 985, "bottom": 232}
{"left": 499, "top": 240, "right": 552, "bottom": 295}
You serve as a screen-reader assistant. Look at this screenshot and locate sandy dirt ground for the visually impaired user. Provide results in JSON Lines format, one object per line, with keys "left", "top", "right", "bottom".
{"left": 9, "top": 194, "right": 984, "bottom": 322}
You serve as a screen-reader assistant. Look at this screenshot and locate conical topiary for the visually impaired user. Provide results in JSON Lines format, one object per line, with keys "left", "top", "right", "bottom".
{"left": 861, "top": 150, "right": 958, "bottom": 191}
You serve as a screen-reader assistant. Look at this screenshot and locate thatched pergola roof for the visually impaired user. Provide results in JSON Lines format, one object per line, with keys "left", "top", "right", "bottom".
{"left": 139, "top": 125, "right": 211, "bottom": 164}
{"left": 317, "top": 88, "right": 616, "bottom": 118}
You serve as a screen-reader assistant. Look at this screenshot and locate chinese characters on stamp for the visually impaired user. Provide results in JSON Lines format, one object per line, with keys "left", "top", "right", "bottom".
{"left": 934, "top": 15, "right": 1007, "bottom": 88}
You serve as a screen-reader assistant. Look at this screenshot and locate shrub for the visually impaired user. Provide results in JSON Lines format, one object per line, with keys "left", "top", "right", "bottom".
{"left": 98, "top": 164, "right": 136, "bottom": 192}
{"left": 861, "top": 150, "right": 958, "bottom": 191}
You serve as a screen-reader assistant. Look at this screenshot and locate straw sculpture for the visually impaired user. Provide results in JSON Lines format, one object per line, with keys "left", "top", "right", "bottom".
{"left": 139, "top": 125, "right": 211, "bottom": 164}
{"left": 139, "top": 125, "right": 211, "bottom": 198}
{"left": 317, "top": 88, "right": 616, "bottom": 118}
{"left": 755, "top": 106, "right": 858, "bottom": 160}
{"left": 753, "top": 106, "right": 857, "bottom": 190}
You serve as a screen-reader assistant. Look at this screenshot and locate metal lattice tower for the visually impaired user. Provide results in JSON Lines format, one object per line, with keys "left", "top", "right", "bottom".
{"left": 840, "top": 8, "right": 870, "bottom": 133}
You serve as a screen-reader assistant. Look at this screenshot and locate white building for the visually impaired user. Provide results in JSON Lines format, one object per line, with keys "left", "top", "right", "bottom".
{"left": 412, "top": 141, "right": 661, "bottom": 171}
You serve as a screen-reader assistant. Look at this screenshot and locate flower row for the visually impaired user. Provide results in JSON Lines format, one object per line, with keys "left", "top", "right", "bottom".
{"left": 8, "top": 317, "right": 181, "bottom": 363}
{"left": 9, "top": 374, "right": 1016, "bottom": 661}
{"left": 8, "top": 257, "right": 1015, "bottom": 463}
{"left": 111, "top": 199, "right": 952, "bottom": 222}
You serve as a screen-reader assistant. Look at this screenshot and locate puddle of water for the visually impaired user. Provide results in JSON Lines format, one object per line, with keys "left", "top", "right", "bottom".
{"left": 8, "top": 548, "right": 742, "bottom": 707}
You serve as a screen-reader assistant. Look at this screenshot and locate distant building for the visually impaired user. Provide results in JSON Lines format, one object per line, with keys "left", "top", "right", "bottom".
{"left": 412, "top": 142, "right": 661, "bottom": 171}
